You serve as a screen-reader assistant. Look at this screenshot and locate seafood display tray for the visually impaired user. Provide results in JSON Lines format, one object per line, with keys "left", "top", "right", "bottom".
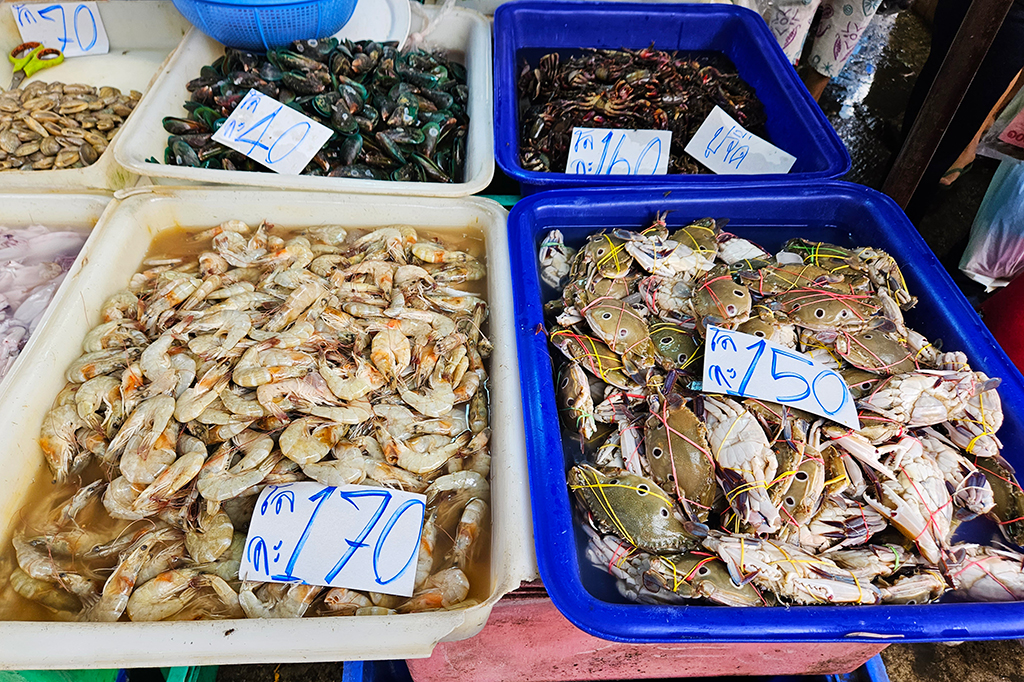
{"left": 0, "top": 2, "right": 193, "bottom": 192}
{"left": 0, "top": 192, "right": 111, "bottom": 403}
{"left": 493, "top": 1, "right": 851, "bottom": 194}
{"left": 0, "top": 187, "right": 534, "bottom": 669}
{"left": 509, "top": 182, "right": 1024, "bottom": 644}
{"left": 113, "top": 6, "right": 495, "bottom": 197}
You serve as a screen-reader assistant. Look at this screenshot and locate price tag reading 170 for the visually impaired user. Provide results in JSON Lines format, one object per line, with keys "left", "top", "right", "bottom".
{"left": 702, "top": 325, "right": 860, "bottom": 429}
{"left": 212, "top": 89, "right": 333, "bottom": 175}
{"left": 11, "top": 2, "right": 109, "bottom": 58}
{"left": 565, "top": 128, "right": 672, "bottom": 175}
{"left": 240, "top": 482, "right": 426, "bottom": 597}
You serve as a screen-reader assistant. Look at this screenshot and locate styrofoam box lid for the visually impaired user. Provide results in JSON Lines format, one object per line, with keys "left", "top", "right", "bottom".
{"left": 0, "top": 188, "right": 534, "bottom": 669}
{"left": 0, "top": 2, "right": 193, "bottom": 191}
{"left": 113, "top": 7, "right": 495, "bottom": 197}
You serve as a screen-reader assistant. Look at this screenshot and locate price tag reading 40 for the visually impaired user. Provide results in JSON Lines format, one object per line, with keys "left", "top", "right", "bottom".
{"left": 11, "top": 3, "right": 109, "bottom": 58}
{"left": 702, "top": 325, "right": 860, "bottom": 429}
{"left": 565, "top": 128, "right": 672, "bottom": 175}
{"left": 212, "top": 90, "right": 333, "bottom": 176}
{"left": 240, "top": 482, "right": 426, "bottom": 597}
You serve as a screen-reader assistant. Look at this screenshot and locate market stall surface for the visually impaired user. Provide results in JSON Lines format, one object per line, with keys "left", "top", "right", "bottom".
{"left": 114, "top": 8, "right": 1021, "bottom": 682}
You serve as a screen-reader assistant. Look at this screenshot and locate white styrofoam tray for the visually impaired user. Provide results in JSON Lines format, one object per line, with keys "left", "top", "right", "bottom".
{"left": 0, "top": 193, "right": 111, "bottom": 395}
{"left": 0, "top": 2, "right": 193, "bottom": 192}
{"left": 0, "top": 187, "right": 534, "bottom": 668}
{"left": 113, "top": 6, "right": 495, "bottom": 196}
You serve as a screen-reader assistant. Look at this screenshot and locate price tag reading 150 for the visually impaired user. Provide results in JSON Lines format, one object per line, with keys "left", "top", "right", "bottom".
{"left": 240, "top": 481, "right": 426, "bottom": 597}
{"left": 212, "top": 89, "right": 333, "bottom": 176}
{"left": 702, "top": 325, "right": 860, "bottom": 429}
{"left": 565, "top": 128, "right": 672, "bottom": 175}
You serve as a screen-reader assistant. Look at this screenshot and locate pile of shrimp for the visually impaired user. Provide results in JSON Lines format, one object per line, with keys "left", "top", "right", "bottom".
{"left": 2, "top": 219, "right": 491, "bottom": 622}
{"left": 0, "top": 225, "right": 87, "bottom": 381}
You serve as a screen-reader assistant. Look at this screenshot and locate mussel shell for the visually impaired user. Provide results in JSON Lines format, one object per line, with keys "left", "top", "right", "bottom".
{"left": 328, "top": 163, "right": 385, "bottom": 180}
{"left": 169, "top": 138, "right": 200, "bottom": 167}
{"left": 281, "top": 71, "right": 325, "bottom": 96}
{"left": 338, "top": 133, "right": 363, "bottom": 166}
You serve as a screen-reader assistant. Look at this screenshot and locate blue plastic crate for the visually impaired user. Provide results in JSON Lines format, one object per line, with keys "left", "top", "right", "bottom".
{"left": 493, "top": 1, "right": 851, "bottom": 194}
{"left": 509, "top": 182, "right": 1024, "bottom": 643}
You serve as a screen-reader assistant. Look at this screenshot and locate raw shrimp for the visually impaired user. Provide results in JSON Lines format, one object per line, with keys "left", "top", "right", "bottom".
{"left": 444, "top": 498, "right": 488, "bottom": 571}
{"left": 239, "top": 581, "right": 322, "bottom": 618}
{"left": 320, "top": 588, "right": 372, "bottom": 616}
{"left": 396, "top": 567, "right": 470, "bottom": 613}
{"left": 127, "top": 568, "right": 243, "bottom": 621}
{"left": 80, "top": 542, "right": 153, "bottom": 622}
{"left": 39, "top": 404, "right": 85, "bottom": 482}
{"left": 185, "top": 508, "right": 233, "bottom": 563}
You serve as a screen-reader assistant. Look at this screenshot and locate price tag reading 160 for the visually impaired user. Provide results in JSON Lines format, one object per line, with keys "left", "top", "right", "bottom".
{"left": 565, "top": 128, "right": 672, "bottom": 175}
{"left": 240, "top": 481, "right": 426, "bottom": 597}
{"left": 701, "top": 325, "right": 860, "bottom": 429}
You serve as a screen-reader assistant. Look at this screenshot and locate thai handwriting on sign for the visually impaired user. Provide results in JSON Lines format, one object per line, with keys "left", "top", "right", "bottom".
{"left": 11, "top": 3, "right": 109, "bottom": 58}
{"left": 702, "top": 325, "right": 860, "bottom": 429}
{"left": 211, "top": 89, "right": 333, "bottom": 176}
{"left": 998, "top": 108, "right": 1024, "bottom": 150}
{"left": 705, "top": 124, "right": 751, "bottom": 170}
{"left": 565, "top": 128, "right": 672, "bottom": 175}
{"left": 240, "top": 482, "right": 426, "bottom": 597}
{"left": 683, "top": 106, "right": 797, "bottom": 175}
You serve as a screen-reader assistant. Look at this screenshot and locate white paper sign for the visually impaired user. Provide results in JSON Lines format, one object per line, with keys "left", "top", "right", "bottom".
{"left": 11, "top": 3, "right": 109, "bottom": 58}
{"left": 702, "top": 325, "right": 860, "bottom": 429}
{"left": 240, "top": 481, "right": 426, "bottom": 597}
{"left": 684, "top": 106, "right": 796, "bottom": 175}
{"left": 565, "top": 128, "right": 672, "bottom": 175}
{"left": 212, "top": 89, "right": 333, "bottom": 175}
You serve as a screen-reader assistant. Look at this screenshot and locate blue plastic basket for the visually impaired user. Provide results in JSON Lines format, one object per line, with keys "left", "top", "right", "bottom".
{"left": 509, "top": 182, "right": 1024, "bottom": 643}
{"left": 172, "top": 0, "right": 358, "bottom": 50}
{"left": 493, "top": 1, "right": 851, "bottom": 194}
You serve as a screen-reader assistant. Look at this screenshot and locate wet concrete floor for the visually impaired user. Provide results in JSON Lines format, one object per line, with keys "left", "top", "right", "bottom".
{"left": 803, "top": 9, "right": 1020, "bottom": 682}
{"left": 207, "top": 10, "right": 1017, "bottom": 682}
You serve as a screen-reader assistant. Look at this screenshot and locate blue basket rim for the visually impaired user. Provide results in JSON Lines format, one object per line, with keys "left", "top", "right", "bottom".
{"left": 174, "top": 0, "right": 344, "bottom": 8}
{"left": 493, "top": 0, "right": 851, "bottom": 186}
{"left": 508, "top": 180, "right": 1024, "bottom": 643}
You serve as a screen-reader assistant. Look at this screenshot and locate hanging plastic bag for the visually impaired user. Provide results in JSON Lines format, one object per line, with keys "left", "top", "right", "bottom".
{"left": 959, "top": 159, "right": 1024, "bottom": 290}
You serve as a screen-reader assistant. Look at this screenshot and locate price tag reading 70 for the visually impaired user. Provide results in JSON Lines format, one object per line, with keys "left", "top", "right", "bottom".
{"left": 211, "top": 89, "right": 333, "bottom": 176}
{"left": 702, "top": 325, "right": 860, "bottom": 429}
{"left": 240, "top": 481, "right": 426, "bottom": 597}
{"left": 11, "top": 3, "right": 109, "bottom": 58}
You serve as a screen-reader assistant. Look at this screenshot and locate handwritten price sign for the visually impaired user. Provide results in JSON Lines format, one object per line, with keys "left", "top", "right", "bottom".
{"left": 211, "top": 89, "right": 333, "bottom": 175}
{"left": 11, "top": 3, "right": 109, "bottom": 58}
{"left": 240, "top": 481, "right": 426, "bottom": 597}
{"left": 684, "top": 106, "right": 796, "bottom": 175}
{"left": 702, "top": 325, "right": 860, "bottom": 429}
{"left": 565, "top": 128, "right": 671, "bottom": 175}
{"left": 998, "top": 108, "right": 1024, "bottom": 150}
